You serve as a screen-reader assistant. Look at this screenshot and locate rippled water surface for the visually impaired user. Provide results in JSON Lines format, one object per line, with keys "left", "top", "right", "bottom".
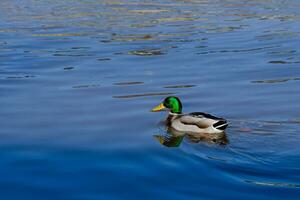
{"left": 1, "top": 0, "right": 300, "bottom": 199}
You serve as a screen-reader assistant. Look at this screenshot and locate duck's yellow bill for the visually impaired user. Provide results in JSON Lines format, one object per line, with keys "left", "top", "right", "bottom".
{"left": 151, "top": 103, "right": 165, "bottom": 112}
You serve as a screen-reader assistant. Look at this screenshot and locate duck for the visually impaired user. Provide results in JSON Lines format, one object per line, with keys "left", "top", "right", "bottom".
{"left": 151, "top": 96, "right": 228, "bottom": 135}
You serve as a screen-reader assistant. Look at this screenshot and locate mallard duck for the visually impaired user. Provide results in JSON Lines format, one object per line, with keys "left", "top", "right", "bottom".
{"left": 151, "top": 96, "right": 228, "bottom": 135}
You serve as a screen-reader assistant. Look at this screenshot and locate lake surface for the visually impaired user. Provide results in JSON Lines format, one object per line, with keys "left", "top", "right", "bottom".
{"left": 1, "top": 0, "right": 300, "bottom": 199}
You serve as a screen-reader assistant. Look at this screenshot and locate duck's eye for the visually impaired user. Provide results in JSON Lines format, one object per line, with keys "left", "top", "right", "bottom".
{"left": 163, "top": 100, "right": 170, "bottom": 107}
{"left": 164, "top": 101, "right": 172, "bottom": 108}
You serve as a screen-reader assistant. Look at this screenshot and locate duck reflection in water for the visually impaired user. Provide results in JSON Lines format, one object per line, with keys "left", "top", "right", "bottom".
{"left": 154, "top": 127, "right": 228, "bottom": 147}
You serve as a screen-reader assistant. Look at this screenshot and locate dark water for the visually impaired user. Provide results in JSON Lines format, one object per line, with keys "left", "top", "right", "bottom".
{"left": 1, "top": 0, "right": 300, "bottom": 199}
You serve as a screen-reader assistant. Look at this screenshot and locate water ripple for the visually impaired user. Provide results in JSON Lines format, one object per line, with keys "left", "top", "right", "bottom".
{"left": 245, "top": 180, "right": 300, "bottom": 188}
{"left": 113, "top": 92, "right": 175, "bottom": 99}
{"left": 252, "top": 77, "right": 300, "bottom": 84}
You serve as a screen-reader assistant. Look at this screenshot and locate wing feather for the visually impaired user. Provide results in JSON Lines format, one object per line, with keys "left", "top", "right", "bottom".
{"left": 179, "top": 114, "right": 216, "bottom": 129}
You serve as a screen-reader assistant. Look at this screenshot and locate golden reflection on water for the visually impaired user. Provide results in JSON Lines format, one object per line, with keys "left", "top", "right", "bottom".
{"left": 32, "top": 33, "right": 86, "bottom": 37}
{"left": 128, "top": 49, "right": 166, "bottom": 56}
{"left": 112, "top": 34, "right": 154, "bottom": 42}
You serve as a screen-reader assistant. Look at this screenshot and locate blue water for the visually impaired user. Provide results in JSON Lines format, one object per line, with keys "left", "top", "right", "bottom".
{"left": 1, "top": 0, "right": 300, "bottom": 199}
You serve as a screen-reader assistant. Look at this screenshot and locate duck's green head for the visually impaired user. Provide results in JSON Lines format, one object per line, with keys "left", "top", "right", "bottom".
{"left": 151, "top": 96, "right": 182, "bottom": 114}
